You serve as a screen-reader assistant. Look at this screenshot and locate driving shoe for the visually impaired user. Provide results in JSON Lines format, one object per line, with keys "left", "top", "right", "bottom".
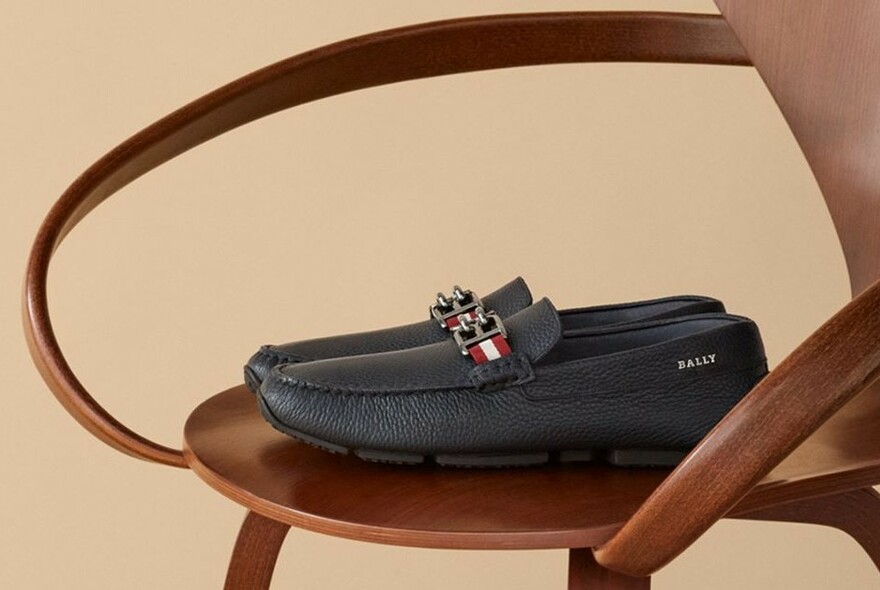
{"left": 244, "top": 277, "right": 724, "bottom": 392}
{"left": 257, "top": 298, "right": 766, "bottom": 468}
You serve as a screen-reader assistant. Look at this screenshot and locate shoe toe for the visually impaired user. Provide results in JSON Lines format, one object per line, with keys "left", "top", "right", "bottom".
{"left": 244, "top": 345, "right": 311, "bottom": 393}
{"left": 256, "top": 356, "right": 506, "bottom": 455}
{"left": 257, "top": 367, "right": 334, "bottom": 440}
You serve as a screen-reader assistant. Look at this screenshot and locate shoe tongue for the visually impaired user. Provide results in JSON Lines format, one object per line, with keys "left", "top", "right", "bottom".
{"left": 481, "top": 276, "right": 533, "bottom": 317}
{"left": 504, "top": 298, "right": 563, "bottom": 362}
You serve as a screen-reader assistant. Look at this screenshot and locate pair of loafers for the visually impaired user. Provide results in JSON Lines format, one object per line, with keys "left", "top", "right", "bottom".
{"left": 247, "top": 278, "right": 767, "bottom": 468}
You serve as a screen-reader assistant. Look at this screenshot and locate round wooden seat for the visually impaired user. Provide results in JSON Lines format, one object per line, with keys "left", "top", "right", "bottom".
{"left": 184, "top": 384, "right": 880, "bottom": 551}
{"left": 183, "top": 385, "right": 670, "bottom": 550}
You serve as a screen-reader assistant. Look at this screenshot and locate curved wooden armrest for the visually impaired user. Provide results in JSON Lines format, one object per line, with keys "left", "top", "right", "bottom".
{"left": 23, "top": 12, "right": 748, "bottom": 467}
{"left": 595, "top": 278, "right": 880, "bottom": 577}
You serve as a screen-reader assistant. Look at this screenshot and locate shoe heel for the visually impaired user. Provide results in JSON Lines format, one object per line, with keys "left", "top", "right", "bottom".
{"left": 605, "top": 449, "right": 687, "bottom": 468}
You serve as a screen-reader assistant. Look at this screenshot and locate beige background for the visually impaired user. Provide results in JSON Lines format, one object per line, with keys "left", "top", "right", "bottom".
{"left": 2, "top": 1, "right": 870, "bottom": 588}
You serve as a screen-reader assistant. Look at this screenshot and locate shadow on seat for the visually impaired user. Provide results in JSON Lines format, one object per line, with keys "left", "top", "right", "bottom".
{"left": 184, "top": 383, "right": 880, "bottom": 550}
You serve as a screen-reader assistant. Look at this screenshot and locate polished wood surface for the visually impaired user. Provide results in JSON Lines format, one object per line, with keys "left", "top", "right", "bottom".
{"left": 184, "top": 384, "right": 880, "bottom": 551}
{"left": 716, "top": 0, "right": 880, "bottom": 297}
{"left": 595, "top": 1, "right": 880, "bottom": 576}
{"left": 223, "top": 512, "right": 290, "bottom": 590}
{"left": 23, "top": 12, "right": 748, "bottom": 468}
{"left": 184, "top": 387, "right": 669, "bottom": 550}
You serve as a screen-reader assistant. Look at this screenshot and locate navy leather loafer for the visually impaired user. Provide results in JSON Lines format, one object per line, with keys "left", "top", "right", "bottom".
{"left": 257, "top": 298, "right": 767, "bottom": 468}
{"left": 244, "top": 277, "right": 724, "bottom": 392}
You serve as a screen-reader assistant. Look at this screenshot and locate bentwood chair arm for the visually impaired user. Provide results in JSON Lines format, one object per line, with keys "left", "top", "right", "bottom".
{"left": 595, "top": 278, "right": 880, "bottom": 576}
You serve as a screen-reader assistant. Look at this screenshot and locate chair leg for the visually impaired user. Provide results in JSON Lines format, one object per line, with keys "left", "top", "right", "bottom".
{"left": 224, "top": 511, "right": 291, "bottom": 590}
{"left": 740, "top": 488, "right": 880, "bottom": 572}
{"left": 569, "top": 548, "right": 651, "bottom": 589}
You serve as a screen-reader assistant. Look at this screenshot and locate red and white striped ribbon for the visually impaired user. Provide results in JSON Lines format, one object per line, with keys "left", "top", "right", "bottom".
{"left": 466, "top": 333, "right": 512, "bottom": 364}
{"left": 443, "top": 311, "right": 476, "bottom": 331}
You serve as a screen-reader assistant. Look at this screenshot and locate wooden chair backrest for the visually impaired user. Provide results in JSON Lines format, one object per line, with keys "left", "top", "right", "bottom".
{"left": 720, "top": 0, "right": 880, "bottom": 296}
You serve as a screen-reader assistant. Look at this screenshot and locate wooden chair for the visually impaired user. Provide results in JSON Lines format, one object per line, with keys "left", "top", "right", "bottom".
{"left": 23, "top": 2, "right": 880, "bottom": 588}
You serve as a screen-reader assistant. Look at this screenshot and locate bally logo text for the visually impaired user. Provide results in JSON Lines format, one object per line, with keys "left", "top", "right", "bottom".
{"left": 678, "top": 354, "right": 717, "bottom": 370}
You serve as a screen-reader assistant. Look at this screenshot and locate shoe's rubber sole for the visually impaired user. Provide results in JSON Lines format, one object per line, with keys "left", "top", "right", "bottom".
{"left": 257, "top": 396, "right": 687, "bottom": 469}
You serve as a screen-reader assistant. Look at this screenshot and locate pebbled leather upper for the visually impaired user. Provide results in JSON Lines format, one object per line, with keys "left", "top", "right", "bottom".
{"left": 245, "top": 277, "right": 726, "bottom": 391}
{"left": 259, "top": 299, "right": 768, "bottom": 454}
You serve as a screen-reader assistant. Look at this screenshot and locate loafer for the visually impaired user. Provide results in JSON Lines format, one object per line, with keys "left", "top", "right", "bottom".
{"left": 257, "top": 298, "right": 767, "bottom": 468}
{"left": 244, "top": 277, "right": 724, "bottom": 392}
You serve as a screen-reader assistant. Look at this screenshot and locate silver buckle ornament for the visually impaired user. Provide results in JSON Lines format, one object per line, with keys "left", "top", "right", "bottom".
{"left": 453, "top": 307, "right": 508, "bottom": 356}
{"left": 430, "top": 285, "right": 483, "bottom": 330}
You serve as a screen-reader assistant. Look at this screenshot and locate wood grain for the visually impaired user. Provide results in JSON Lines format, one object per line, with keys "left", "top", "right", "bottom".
{"left": 223, "top": 511, "right": 290, "bottom": 590}
{"left": 715, "top": 0, "right": 880, "bottom": 297}
{"left": 23, "top": 12, "right": 748, "bottom": 467}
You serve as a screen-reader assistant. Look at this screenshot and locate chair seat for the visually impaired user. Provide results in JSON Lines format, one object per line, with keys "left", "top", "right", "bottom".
{"left": 183, "top": 384, "right": 880, "bottom": 550}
